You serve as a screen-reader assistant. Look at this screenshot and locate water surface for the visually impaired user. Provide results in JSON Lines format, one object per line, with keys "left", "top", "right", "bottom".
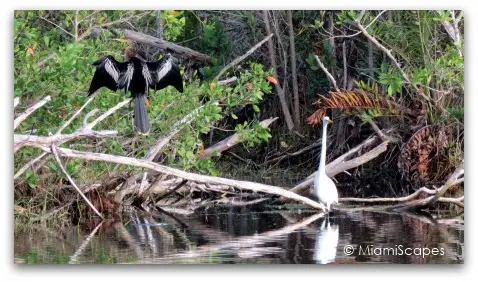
{"left": 14, "top": 207, "right": 464, "bottom": 264}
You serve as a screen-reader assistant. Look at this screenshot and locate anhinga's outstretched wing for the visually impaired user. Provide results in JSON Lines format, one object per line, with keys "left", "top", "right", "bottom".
{"left": 88, "top": 55, "right": 132, "bottom": 95}
{"left": 145, "top": 54, "right": 184, "bottom": 93}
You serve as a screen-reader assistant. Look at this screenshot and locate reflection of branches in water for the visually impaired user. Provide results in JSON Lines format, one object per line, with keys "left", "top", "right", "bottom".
{"left": 128, "top": 212, "right": 325, "bottom": 263}
{"left": 69, "top": 221, "right": 103, "bottom": 264}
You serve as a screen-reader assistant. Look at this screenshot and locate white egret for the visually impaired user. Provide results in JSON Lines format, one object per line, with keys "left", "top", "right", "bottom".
{"left": 314, "top": 116, "right": 338, "bottom": 213}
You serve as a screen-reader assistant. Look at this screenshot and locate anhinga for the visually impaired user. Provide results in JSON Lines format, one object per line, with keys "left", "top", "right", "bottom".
{"left": 88, "top": 41, "right": 183, "bottom": 134}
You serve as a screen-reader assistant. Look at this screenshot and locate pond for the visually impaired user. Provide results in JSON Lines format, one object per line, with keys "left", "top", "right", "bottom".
{"left": 14, "top": 206, "right": 464, "bottom": 264}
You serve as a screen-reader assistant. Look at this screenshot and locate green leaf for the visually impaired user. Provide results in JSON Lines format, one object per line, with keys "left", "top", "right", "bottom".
{"left": 231, "top": 112, "right": 238, "bottom": 119}
{"left": 252, "top": 104, "right": 260, "bottom": 112}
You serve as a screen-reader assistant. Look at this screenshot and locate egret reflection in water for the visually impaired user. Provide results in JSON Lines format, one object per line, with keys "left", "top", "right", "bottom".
{"left": 313, "top": 217, "right": 339, "bottom": 264}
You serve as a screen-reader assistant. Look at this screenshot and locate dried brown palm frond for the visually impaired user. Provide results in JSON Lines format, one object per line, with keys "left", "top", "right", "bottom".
{"left": 307, "top": 89, "right": 401, "bottom": 125}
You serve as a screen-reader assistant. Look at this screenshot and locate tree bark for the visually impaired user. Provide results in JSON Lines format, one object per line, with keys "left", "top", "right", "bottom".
{"left": 262, "top": 10, "right": 295, "bottom": 131}
{"left": 287, "top": 11, "right": 301, "bottom": 128}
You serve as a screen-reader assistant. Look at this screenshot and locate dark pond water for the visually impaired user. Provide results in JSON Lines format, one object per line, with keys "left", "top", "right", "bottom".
{"left": 14, "top": 206, "right": 464, "bottom": 264}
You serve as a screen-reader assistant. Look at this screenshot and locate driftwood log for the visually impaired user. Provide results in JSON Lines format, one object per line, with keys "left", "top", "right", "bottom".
{"left": 116, "top": 29, "right": 210, "bottom": 62}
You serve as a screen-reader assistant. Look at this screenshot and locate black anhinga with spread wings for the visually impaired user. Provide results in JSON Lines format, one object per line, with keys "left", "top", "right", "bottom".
{"left": 88, "top": 46, "right": 183, "bottom": 134}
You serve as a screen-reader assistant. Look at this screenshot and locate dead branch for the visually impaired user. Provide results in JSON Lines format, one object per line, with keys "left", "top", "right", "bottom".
{"left": 31, "top": 145, "right": 326, "bottom": 211}
{"left": 86, "top": 98, "right": 132, "bottom": 130}
{"left": 14, "top": 129, "right": 117, "bottom": 152}
{"left": 118, "top": 29, "right": 210, "bottom": 62}
{"left": 287, "top": 11, "right": 300, "bottom": 128}
{"left": 14, "top": 151, "right": 48, "bottom": 180}
{"left": 218, "top": 77, "right": 237, "bottom": 85}
{"left": 145, "top": 103, "right": 214, "bottom": 161}
{"left": 14, "top": 97, "right": 20, "bottom": 109}
{"left": 342, "top": 161, "right": 464, "bottom": 212}
{"left": 214, "top": 33, "right": 273, "bottom": 81}
{"left": 340, "top": 187, "right": 438, "bottom": 203}
{"left": 263, "top": 10, "right": 295, "bottom": 131}
{"left": 198, "top": 117, "right": 278, "bottom": 159}
{"left": 287, "top": 135, "right": 388, "bottom": 197}
{"left": 77, "top": 11, "right": 154, "bottom": 42}
{"left": 14, "top": 96, "right": 51, "bottom": 130}
{"left": 57, "top": 93, "right": 98, "bottom": 134}
{"left": 51, "top": 144, "right": 104, "bottom": 219}
{"left": 314, "top": 55, "right": 339, "bottom": 92}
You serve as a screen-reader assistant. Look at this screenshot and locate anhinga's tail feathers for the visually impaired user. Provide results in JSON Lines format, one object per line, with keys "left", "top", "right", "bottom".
{"left": 133, "top": 95, "right": 150, "bottom": 134}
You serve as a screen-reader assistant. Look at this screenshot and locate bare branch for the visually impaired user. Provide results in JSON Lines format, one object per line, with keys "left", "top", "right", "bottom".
{"left": 218, "top": 77, "right": 237, "bottom": 85}
{"left": 198, "top": 117, "right": 278, "bottom": 159}
{"left": 263, "top": 10, "right": 295, "bottom": 131}
{"left": 51, "top": 144, "right": 104, "bottom": 219}
{"left": 77, "top": 11, "right": 153, "bottom": 42}
{"left": 14, "top": 151, "right": 48, "bottom": 180}
{"left": 86, "top": 98, "right": 132, "bottom": 130}
{"left": 118, "top": 29, "right": 210, "bottom": 62}
{"left": 214, "top": 33, "right": 274, "bottom": 81}
{"left": 39, "top": 16, "right": 75, "bottom": 38}
{"left": 314, "top": 55, "right": 339, "bottom": 92}
{"left": 57, "top": 93, "right": 98, "bottom": 134}
{"left": 14, "top": 96, "right": 51, "bottom": 130}
{"left": 288, "top": 11, "right": 301, "bottom": 128}
{"left": 145, "top": 103, "right": 215, "bottom": 160}
{"left": 14, "top": 97, "right": 20, "bottom": 109}
{"left": 14, "top": 129, "right": 117, "bottom": 152}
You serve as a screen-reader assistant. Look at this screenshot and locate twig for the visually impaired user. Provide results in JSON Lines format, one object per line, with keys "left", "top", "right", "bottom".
{"left": 36, "top": 53, "right": 57, "bottom": 68}
{"left": 145, "top": 103, "right": 215, "bottom": 160}
{"left": 57, "top": 93, "right": 98, "bottom": 134}
{"left": 342, "top": 41, "right": 347, "bottom": 88}
{"left": 288, "top": 11, "right": 300, "bottom": 128}
{"left": 51, "top": 144, "right": 104, "bottom": 219}
{"left": 218, "top": 77, "right": 237, "bottom": 85}
{"left": 214, "top": 33, "right": 274, "bottom": 81}
{"left": 39, "top": 16, "right": 75, "bottom": 38}
{"left": 340, "top": 187, "right": 438, "bottom": 203}
{"left": 355, "top": 16, "right": 437, "bottom": 106}
{"left": 14, "top": 151, "right": 48, "bottom": 180}
{"left": 77, "top": 11, "right": 153, "bottom": 42}
{"left": 14, "top": 96, "right": 51, "bottom": 130}
{"left": 86, "top": 98, "right": 132, "bottom": 129}
{"left": 314, "top": 55, "right": 339, "bottom": 92}
{"left": 325, "top": 10, "right": 387, "bottom": 40}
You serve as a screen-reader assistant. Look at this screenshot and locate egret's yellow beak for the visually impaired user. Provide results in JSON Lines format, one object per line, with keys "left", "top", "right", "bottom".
{"left": 328, "top": 119, "right": 333, "bottom": 124}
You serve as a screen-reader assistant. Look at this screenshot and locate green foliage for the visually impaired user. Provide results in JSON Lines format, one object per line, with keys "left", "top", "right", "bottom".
{"left": 160, "top": 10, "right": 186, "bottom": 41}
{"left": 24, "top": 169, "right": 40, "bottom": 189}
{"left": 14, "top": 10, "right": 275, "bottom": 180}
{"left": 377, "top": 64, "right": 403, "bottom": 96}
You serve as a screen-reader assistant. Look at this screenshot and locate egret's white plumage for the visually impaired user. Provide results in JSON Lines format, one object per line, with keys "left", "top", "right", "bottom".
{"left": 314, "top": 116, "right": 339, "bottom": 212}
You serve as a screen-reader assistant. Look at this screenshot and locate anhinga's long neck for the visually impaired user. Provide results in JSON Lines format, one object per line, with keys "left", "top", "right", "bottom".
{"left": 318, "top": 120, "right": 328, "bottom": 175}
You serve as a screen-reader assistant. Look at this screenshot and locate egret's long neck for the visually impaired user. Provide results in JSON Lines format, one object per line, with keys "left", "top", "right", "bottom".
{"left": 319, "top": 121, "right": 328, "bottom": 174}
